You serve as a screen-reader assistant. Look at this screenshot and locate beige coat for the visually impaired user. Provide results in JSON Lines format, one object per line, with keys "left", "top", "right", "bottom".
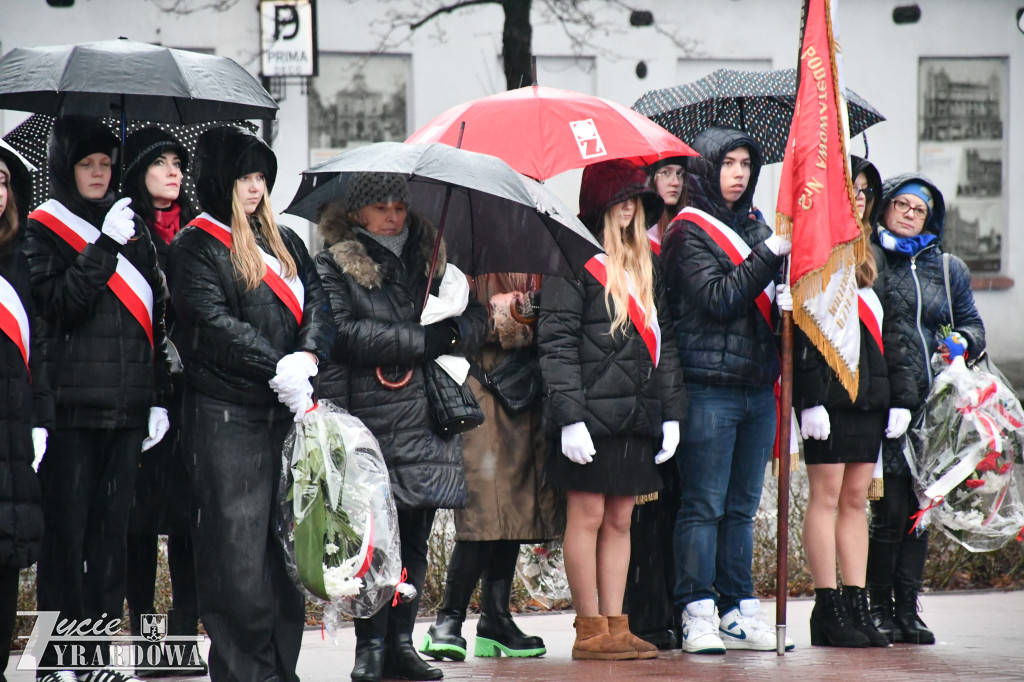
{"left": 454, "top": 274, "right": 564, "bottom": 541}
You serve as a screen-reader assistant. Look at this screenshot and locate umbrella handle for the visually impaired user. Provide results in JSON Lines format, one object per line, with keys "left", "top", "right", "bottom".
{"left": 375, "top": 366, "right": 414, "bottom": 390}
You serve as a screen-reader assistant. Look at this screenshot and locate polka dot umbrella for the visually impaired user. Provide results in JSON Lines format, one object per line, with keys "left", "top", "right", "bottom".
{"left": 632, "top": 67, "right": 885, "bottom": 164}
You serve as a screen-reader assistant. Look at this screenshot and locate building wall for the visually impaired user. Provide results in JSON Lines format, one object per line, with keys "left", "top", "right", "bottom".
{"left": 2, "top": 0, "right": 1022, "bottom": 370}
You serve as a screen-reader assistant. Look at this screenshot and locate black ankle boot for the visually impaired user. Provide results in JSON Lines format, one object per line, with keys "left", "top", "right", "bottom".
{"left": 868, "top": 587, "right": 900, "bottom": 643}
{"left": 421, "top": 611, "right": 467, "bottom": 662}
{"left": 384, "top": 633, "right": 443, "bottom": 680}
{"left": 475, "top": 578, "right": 546, "bottom": 658}
{"left": 809, "top": 588, "right": 871, "bottom": 648}
{"left": 842, "top": 586, "right": 889, "bottom": 647}
{"left": 351, "top": 637, "right": 385, "bottom": 682}
{"left": 893, "top": 581, "right": 935, "bottom": 645}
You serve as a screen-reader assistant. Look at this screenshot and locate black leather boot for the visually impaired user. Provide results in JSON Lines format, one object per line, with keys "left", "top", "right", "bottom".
{"left": 164, "top": 608, "right": 208, "bottom": 676}
{"left": 893, "top": 581, "right": 935, "bottom": 645}
{"left": 420, "top": 543, "right": 486, "bottom": 662}
{"left": 351, "top": 637, "right": 385, "bottom": 682}
{"left": 868, "top": 587, "right": 900, "bottom": 643}
{"left": 809, "top": 588, "right": 870, "bottom": 648}
{"left": 475, "top": 577, "right": 545, "bottom": 658}
{"left": 383, "top": 633, "right": 444, "bottom": 680}
{"left": 421, "top": 611, "right": 468, "bottom": 662}
{"left": 842, "top": 586, "right": 889, "bottom": 647}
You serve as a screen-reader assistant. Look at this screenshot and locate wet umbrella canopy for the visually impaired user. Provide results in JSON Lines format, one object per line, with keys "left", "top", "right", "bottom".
{"left": 0, "top": 38, "right": 278, "bottom": 123}
{"left": 632, "top": 67, "right": 885, "bottom": 164}
{"left": 286, "top": 142, "right": 602, "bottom": 279}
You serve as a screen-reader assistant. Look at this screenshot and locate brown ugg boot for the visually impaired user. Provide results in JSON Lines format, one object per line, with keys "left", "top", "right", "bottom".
{"left": 607, "top": 615, "right": 659, "bottom": 659}
{"left": 572, "top": 616, "right": 638, "bottom": 660}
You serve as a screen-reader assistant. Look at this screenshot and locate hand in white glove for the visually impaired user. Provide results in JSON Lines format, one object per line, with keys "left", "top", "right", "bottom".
{"left": 800, "top": 405, "right": 830, "bottom": 441}
{"left": 765, "top": 233, "right": 792, "bottom": 257}
{"left": 31, "top": 428, "right": 47, "bottom": 472}
{"left": 561, "top": 421, "right": 596, "bottom": 465}
{"left": 655, "top": 420, "right": 680, "bottom": 464}
{"left": 886, "top": 407, "right": 912, "bottom": 439}
{"left": 141, "top": 406, "right": 170, "bottom": 451}
{"left": 275, "top": 351, "right": 318, "bottom": 381}
{"left": 101, "top": 197, "right": 136, "bottom": 245}
{"left": 776, "top": 283, "right": 793, "bottom": 312}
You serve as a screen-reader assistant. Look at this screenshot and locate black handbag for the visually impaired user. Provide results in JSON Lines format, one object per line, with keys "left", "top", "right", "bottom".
{"left": 470, "top": 347, "right": 542, "bottom": 415}
{"left": 424, "top": 360, "right": 485, "bottom": 438}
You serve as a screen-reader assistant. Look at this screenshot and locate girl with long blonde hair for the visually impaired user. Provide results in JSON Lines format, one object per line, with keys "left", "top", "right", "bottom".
{"left": 537, "top": 158, "right": 685, "bottom": 662}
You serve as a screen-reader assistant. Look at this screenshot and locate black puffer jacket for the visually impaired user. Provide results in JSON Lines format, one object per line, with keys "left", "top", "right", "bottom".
{"left": 662, "top": 127, "right": 784, "bottom": 387}
{"left": 876, "top": 173, "right": 985, "bottom": 474}
{"left": 168, "top": 126, "right": 334, "bottom": 406}
{"left": 314, "top": 204, "right": 487, "bottom": 510}
{"left": 0, "top": 248, "right": 51, "bottom": 568}
{"left": 23, "top": 116, "right": 170, "bottom": 428}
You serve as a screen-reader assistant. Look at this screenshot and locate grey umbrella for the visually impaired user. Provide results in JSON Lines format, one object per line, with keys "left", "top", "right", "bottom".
{"left": 285, "top": 142, "right": 602, "bottom": 281}
{"left": 0, "top": 38, "right": 277, "bottom": 124}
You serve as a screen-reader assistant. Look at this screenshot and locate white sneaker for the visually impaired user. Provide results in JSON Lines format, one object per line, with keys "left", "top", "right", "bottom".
{"left": 719, "top": 598, "right": 795, "bottom": 651}
{"left": 681, "top": 599, "right": 726, "bottom": 654}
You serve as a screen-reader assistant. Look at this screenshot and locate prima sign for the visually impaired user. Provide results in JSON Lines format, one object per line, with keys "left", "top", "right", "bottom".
{"left": 260, "top": 0, "right": 318, "bottom": 78}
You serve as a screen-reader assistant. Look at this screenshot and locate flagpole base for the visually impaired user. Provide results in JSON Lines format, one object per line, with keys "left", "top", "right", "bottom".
{"left": 776, "top": 624, "right": 787, "bottom": 656}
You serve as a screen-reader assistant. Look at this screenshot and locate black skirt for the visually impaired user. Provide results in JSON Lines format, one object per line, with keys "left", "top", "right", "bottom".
{"left": 545, "top": 435, "right": 662, "bottom": 496}
{"left": 803, "top": 409, "right": 886, "bottom": 465}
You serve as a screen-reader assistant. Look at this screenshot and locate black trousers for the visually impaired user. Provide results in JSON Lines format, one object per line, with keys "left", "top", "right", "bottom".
{"left": 354, "top": 508, "right": 436, "bottom": 642}
{"left": 36, "top": 426, "right": 144, "bottom": 674}
{"left": 867, "top": 474, "right": 930, "bottom": 590}
{"left": 0, "top": 566, "right": 19, "bottom": 682}
{"left": 125, "top": 533, "right": 199, "bottom": 627}
{"left": 183, "top": 390, "right": 304, "bottom": 682}
{"left": 624, "top": 462, "right": 680, "bottom": 635}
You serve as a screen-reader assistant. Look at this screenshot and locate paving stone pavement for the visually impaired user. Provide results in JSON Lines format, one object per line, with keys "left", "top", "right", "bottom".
{"left": 9, "top": 590, "right": 1023, "bottom": 681}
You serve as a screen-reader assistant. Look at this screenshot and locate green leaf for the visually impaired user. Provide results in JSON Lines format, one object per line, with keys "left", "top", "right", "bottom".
{"left": 294, "top": 490, "right": 329, "bottom": 600}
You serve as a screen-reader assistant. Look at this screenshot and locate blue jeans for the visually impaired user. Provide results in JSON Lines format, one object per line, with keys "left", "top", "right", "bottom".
{"left": 673, "top": 384, "right": 776, "bottom": 616}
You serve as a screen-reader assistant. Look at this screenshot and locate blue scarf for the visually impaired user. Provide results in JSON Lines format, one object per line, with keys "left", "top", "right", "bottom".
{"left": 878, "top": 228, "right": 937, "bottom": 256}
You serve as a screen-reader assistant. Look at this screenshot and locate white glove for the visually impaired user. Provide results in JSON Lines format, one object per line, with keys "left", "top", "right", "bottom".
{"left": 101, "top": 197, "right": 136, "bottom": 245}
{"left": 765, "top": 234, "right": 792, "bottom": 257}
{"left": 800, "top": 405, "right": 830, "bottom": 441}
{"left": 561, "top": 421, "right": 596, "bottom": 465}
{"left": 275, "top": 351, "right": 318, "bottom": 381}
{"left": 655, "top": 420, "right": 680, "bottom": 464}
{"left": 886, "top": 407, "right": 912, "bottom": 439}
{"left": 31, "top": 428, "right": 47, "bottom": 472}
{"left": 141, "top": 406, "right": 170, "bottom": 451}
{"left": 776, "top": 283, "right": 793, "bottom": 312}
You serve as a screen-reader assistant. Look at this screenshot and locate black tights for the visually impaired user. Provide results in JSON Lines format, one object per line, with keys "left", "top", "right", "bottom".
{"left": 867, "top": 474, "right": 930, "bottom": 590}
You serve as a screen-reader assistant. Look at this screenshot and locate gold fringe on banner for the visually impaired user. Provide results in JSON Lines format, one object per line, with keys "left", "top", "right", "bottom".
{"left": 771, "top": 452, "right": 800, "bottom": 477}
{"left": 867, "top": 477, "right": 885, "bottom": 501}
{"left": 635, "top": 492, "right": 659, "bottom": 505}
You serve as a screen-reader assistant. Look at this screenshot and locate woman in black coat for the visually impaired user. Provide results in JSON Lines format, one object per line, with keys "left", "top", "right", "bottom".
{"left": 314, "top": 172, "right": 487, "bottom": 682}
{"left": 0, "top": 145, "right": 51, "bottom": 681}
{"left": 866, "top": 173, "right": 985, "bottom": 645}
{"left": 23, "top": 116, "right": 171, "bottom": 681}
{"left": 168, "top": 126, "right": 334, "bottom": 682}
{"left": 538, "top": 159, "right": 685, "bottom": 662}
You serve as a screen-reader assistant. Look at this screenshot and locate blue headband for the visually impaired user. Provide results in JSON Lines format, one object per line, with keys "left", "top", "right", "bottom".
{"left": 894, "top": 182, "right": 933, "bottom": 214}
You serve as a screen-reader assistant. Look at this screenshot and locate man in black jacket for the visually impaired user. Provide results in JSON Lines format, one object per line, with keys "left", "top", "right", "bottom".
{"left": 662, "top": 127, "right": 792, "bottom": 655}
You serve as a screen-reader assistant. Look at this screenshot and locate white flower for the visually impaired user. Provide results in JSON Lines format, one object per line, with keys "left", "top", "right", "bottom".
{"left": 325, "top": 542, "right": 340, "bottom": 556}
{"left": 522, "top": 563, "right": 540, "bottom": 578}
{"left": 323, "top": 565, "right": 363, "bottom": 599}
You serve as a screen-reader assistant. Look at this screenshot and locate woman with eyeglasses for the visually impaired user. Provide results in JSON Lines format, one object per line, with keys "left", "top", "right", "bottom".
{"left": 645, "top": 158, "right": 688, "bottom": 255}
{"left": 865, "top": 173, "right": 985, "bottom": 645}
{"left": 790, "top": 156, "right": 893, "bottom": 648}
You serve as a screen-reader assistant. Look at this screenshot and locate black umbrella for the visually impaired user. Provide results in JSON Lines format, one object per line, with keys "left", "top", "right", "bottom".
{"left": 632, "top": 67, "right": 885, "bottom": 164}
{"left": 285, "top": 142, "right": 602, "bottom": 280}
{"left": 0, "top": 38, "right": 277, "bottom": 124}
{"left": 3, "top": 114, "right": 257, "bottom": 210}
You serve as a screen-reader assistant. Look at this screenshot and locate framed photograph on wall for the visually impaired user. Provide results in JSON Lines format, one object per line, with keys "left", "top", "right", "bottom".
{"left": 918, "top": 57, "right": 1010, "bottom": 286}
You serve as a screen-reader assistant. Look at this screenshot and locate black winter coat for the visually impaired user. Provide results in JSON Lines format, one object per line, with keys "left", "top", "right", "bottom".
{"left": 314, "top": 205, "right": 487, "bottom": 510}
{"left": 168, "top": 219, "right": 334, "bottom": 407}
{"left": 876, "top": 173, "right": 985, "bottom": 475}
{"left": 662, "top": 127, "right": 785, "bottom": 387}
{"left": 0, "top": 249, "right": 50, "bottom": 568}
{"left": 537, "top": 259, "right": 686, "bottom": 438}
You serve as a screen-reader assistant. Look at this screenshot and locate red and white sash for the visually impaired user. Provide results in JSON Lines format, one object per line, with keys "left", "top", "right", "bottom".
{"left": 189, "top": 213, "right": 305, "bottom": 325}
{"left": 647, "top": 225, "right": 662, "bottom": 256}
{"left": 857, "top": 287, "right": 884, "bottom": 355}
{"left": 677, "top": 207, "right": 776, "bottom": 328}
{"left": 0, "top": 274, "right": 29, "bottom": 369}
{"left": 584, "top": 253, "right": 661, "bottom": 367}
{"left": 30, "top": 199, "right": 154, "bottom": 347}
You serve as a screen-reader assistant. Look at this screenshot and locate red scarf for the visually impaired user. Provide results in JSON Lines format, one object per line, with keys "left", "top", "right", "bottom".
{"left": 151, "top": 203, "right": 182, "bottom": 245}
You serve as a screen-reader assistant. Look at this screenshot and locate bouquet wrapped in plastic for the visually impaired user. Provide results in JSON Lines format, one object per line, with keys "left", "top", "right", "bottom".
{"left": 908, "top": 354, "right": 1024, "bottom": 551}
{"left": 516, "top": 541, "right": 571, "bottom": 609}
{"left": 278, "top": 401, "right": 404, "bottom": 630}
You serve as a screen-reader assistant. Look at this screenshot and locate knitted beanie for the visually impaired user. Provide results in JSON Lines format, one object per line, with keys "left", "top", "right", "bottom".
{"left": 893, "top": 181, "right": 934, "bottom": 215}
{"left": 344, "top": 172, "right": 410, "bottom": 214}
{"left": 123, "top": 127, "right": 188, "bottom": 184}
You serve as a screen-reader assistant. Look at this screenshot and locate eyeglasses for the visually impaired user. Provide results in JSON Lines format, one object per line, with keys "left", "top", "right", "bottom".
{"left": 891, "top": 197, "right": 928, "bottom": 221}
{"left": 853, "top": 187, "right": 873, "bottom": 199}
{"left": 655, "top": 168, "right": 685, "bottom": 181}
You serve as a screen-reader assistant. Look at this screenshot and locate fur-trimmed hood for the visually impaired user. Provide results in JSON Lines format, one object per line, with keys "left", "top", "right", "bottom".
{"left": 317, "top": 201, "right": 446, "bottom": 289}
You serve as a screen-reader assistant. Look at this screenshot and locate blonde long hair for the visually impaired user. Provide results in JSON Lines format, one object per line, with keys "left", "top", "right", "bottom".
{"left": 601, "top": 200, "right": 655, "bottom": 337}
{"left": 229, "top": 186, "right": 297, "bottom": 290}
